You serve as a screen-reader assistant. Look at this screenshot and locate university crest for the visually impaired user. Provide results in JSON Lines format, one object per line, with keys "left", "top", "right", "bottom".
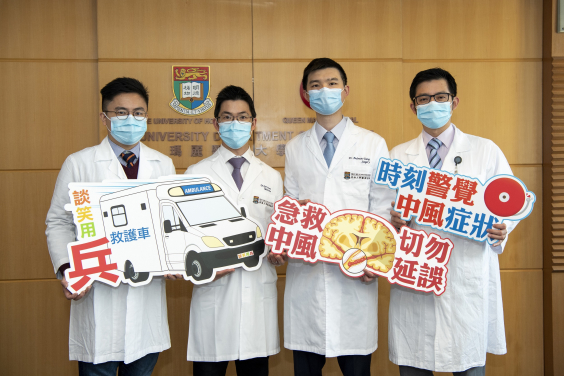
{"left": 169, "top": 66, "right": 214, "bottom": 116}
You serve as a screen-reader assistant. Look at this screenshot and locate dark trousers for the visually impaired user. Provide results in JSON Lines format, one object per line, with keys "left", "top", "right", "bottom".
{"left": 293, "top": 350, "right": 372, "bottom": 376}
{"left": 78, "top": 352, "right": 159, "bottom": 376}
{"left": 193, "top": 356, "right": 269, "bottom": 376}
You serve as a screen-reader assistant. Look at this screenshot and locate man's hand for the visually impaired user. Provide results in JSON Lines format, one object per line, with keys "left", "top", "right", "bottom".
{"left": 164, "top": 274, "right": 184, "bottom": 280}
{"left": 213, "top": 269, "right": 234, "bottom": 282}
{"left": 487, "top": 223, "right": 507, "bottom": 247}
{"left": 267, "top": 250, "right": 287, "bottom": 266}
{"left": 61, "top": 276, "right": 91, "bottom": 301}
{"left": 298, "top": 199, "right": 310, "bottom": 206}
{"left": 390, "top": 201, "right": 407, "bottom": 230}
{"left": 360, "top": 269, "right": 378, "bottom": 283}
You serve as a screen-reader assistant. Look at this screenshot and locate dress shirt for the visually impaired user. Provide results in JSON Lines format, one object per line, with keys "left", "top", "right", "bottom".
{"left": 218, "top": 145, "right": 253, "bottom": 179}
{"left": 314, "top": 116, "right": 348, "bottom": 152}
{"left": 421, "top": 123, "right": 455, "bottom": 165}
{"left": 108, "top": 138, "right": 141, "bottom": 167}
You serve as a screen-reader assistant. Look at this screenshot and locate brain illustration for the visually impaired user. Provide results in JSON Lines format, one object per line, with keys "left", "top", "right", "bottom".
{"left": 319, "top": 214, "right": 397, "bottom": 273}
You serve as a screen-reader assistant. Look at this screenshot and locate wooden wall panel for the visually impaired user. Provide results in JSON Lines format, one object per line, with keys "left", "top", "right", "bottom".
{"left": 485, "top": 270, "right": 544, "bottom": 376}
{"left": 552, "top": 273, "right": 564, "bottom": 375}
{"left": 499, "top": 166, "right": 542, "bottom": 270}
{"left": 253, "top": 62, "right": 404, "bottom": 168}
{"left": 98, "top": 62, "right": 252, "bottom": 169}
{"left": 0, "top": 280, "right": 75, "bottom": 376}
{"left": 0, "top": 171, "right": 59, "bottom": 280}
{"left": 96, "top": 0, "right": 252, "bottom": 60}
{"left": 252, "top": 0, "right": 402, "bottom": 59}
{"left": 0, "top": 62, "right": 99, "bottom": 170}
{"left": 401, "top": 62, "right": 542, "bottom": 164}
{"left": 402, "top": 0, "right": 542, "bottom": 59}
{"left": 0, "top": 0, "right": 97, "bottom": 60}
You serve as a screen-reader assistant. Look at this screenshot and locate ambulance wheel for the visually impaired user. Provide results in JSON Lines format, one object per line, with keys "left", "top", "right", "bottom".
{"left": 185, "top": 251, "right": 212, "bottom": 281}
{"left": 125, "top": 260, "right": 149, "bottom": 284}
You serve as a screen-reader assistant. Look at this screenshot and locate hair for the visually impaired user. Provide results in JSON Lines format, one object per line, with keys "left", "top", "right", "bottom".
{"left": 302, "top": 58, "right": 348, "bottom": 90}
{"left": 409, "top": 68, "right": 457, "bottom": 101}
{"left": 100, "top": 77, "right": 149, "bottom": 111}
{"left": 214, "top": 85, "right": 256, "bottom": 118}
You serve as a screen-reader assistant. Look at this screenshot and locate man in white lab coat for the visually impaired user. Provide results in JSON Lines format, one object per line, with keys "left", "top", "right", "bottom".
{"left": 184, "top": 85, "right": 284, "bottom": 376}
{"left": 283, "top": 58, "right": 395, "bottom": 376}
{"left": 46, "top": 77, "right": 175, "bottom": 375}
{"left": 388, "top": 68, "right": 517, "bottom": 376}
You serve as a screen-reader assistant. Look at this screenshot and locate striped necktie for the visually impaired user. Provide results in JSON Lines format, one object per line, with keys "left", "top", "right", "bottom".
{"left": 120, "top": 151, "right": 138, "bottom": 168}
{"left": 428, "top": 138, "right": 443, "bottom": 169}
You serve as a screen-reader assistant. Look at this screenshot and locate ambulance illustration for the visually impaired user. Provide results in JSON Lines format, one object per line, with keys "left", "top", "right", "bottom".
{"left": 99, "top": 178, "right": 265, "bottom": 283}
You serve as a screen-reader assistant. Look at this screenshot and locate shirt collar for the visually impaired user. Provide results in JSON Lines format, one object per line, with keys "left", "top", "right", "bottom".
{"left": 108, "top": 138, "right": 141, "bottom": 159}
{"left": 314, "top": 116, "right": 348, "bottom": 144}
{"left": 218, "top": 145, "right": 253, "bottom": 164}
{"left": 422, "top": 123, "right": 455, "bottom": 149}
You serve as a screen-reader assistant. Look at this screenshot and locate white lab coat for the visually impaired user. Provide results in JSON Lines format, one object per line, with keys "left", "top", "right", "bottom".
{"left": 45, "top": 137, "right": 175, "bottom": 364}
{"left": 185, "top": 147, "right": 283, "bottom": 361}
{"left": 388, "top": 125, "right": 518, "bottom": 372}
{"left": 283, "top": 118, "right": 395, "bottom": 357}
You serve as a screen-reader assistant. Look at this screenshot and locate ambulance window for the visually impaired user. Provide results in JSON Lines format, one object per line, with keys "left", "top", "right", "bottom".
{"left": 111, "top": 205, "right": 127, "bottom": 227}
{"left": 163, "top": 205, "right": 183, "bottom": 232}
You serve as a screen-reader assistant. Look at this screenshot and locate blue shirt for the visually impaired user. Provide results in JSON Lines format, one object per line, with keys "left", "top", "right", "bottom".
{"left": 108, "top": 138, "right": 141, "bottom": 167}
{"left": 314, "top": 116, "right": 348, "bottom": 153}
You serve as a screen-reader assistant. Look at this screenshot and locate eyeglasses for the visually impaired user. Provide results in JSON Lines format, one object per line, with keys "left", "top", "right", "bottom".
{"left": 105, "top": 109, "right": 148, "bottom": 121}
{"left": 413, "top": 93, "right": 453, "bottom": 106}
{"left": 217, "top": 114, "right": 253, "bottom": 123}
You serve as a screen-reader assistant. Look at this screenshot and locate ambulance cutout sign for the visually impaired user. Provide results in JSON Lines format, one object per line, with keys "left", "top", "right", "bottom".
{"left": 374, "top": 158, "right": 536, "bottom": 243}
{"left": 265, "top": 197, "right": 455, "bottom": 296}
{"left": 64, "top": 176, "right": 266, "bottom": 294}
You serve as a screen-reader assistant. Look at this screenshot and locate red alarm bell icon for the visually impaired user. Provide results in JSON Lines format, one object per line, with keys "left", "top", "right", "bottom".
{"left": 483, "top": 177, "right": 527, "bottom": 217}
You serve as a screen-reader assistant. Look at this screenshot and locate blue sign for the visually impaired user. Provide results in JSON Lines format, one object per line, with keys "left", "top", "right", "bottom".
{"left": 181, "top": 184, "right": 214, "bottom": 195}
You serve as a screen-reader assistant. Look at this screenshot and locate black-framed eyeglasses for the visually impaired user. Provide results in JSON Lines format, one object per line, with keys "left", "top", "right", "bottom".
{"left": 413, "top": 93, "right": 453, "bottom": 106}
{"left": 217, "top": 114, "right": 253, "bottom": 123}
{"left": 105, "top": 109, "right": 148, "bottom": 121}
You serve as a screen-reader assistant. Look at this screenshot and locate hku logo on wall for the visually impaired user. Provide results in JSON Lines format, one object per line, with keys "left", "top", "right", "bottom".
{"left": 169, "top": 66, "right": 214, "bottom": 116}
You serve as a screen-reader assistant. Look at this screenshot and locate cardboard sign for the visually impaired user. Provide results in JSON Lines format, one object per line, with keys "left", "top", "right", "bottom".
{"left": 265, "top": 197, "right": 454, "bottom": 296}
{"left": 64, "top": 175, "right": 266, "bottom": 293}
{"left": 374, "top": 158, "right": 535, "bottom": 243}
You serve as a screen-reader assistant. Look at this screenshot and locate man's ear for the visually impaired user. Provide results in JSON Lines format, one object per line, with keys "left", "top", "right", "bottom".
{"left": 342, "top": 85, "right": 350, "bottom": 98}
{"left": 100, "top": 112, "right": 110, "bottom": 128}
{"left": 452, "top": 97, "right": 460, "bottom": 111}
{"left": 213, "top": 118, "right": 220, "bottom": 132}
{"left": 410, "top": 103, "right": 417, "bottom": 115}
{"left": 251, "top": 117, "right": 257, "bottom": 132}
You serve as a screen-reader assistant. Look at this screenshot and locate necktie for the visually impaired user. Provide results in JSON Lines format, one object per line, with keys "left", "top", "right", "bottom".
{"left": 120, "top": 151, "right": 138, "bottom": 168}
{"left": 323, "top": 132, "right": 336, "bottom": 167}
{"left": 428, "top": 138, "right": 443, "bottom": 169}
{"left": 228, "top": 157, "right": 246, "bottom": 191}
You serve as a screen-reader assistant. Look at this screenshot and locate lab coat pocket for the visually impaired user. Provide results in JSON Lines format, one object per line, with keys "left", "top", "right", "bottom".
{"left": 263, "top": 280, "right": 277, "bottom": 299}
{"left": 261, "top": 261, "right": 278, "bottom": 285}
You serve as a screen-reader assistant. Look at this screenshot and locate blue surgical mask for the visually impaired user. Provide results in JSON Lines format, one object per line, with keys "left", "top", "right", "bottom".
{"left": 308, "top": 88, "right": 344, "bottom": 116}
{"left": 107, "top": 115, "right": 147, "bottom": 145}
{"left": 416, "top": 101, "right": 452, "bottom": 129}
{"left": 219, "top": 121, "right": 252, "bottom": 150}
